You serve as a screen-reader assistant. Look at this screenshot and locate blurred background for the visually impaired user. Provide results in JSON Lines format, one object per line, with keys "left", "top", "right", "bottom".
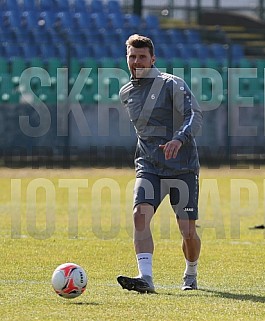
{"left": 0, "top": 0, "right": 265, "bottom": 167}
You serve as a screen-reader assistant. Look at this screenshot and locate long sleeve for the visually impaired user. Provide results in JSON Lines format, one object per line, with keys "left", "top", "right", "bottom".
{"left": 172, "top": 78, "right": 203, "bottom": 144}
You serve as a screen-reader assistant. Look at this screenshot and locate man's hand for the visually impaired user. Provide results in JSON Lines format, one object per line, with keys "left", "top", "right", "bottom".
{"left": 159, "top": 140, "right": 183, "bottom": 160}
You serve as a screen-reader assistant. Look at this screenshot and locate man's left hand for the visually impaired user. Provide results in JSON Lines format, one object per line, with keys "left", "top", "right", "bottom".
{"left": 159, "top": 140, "right": 183, "bottom": 160}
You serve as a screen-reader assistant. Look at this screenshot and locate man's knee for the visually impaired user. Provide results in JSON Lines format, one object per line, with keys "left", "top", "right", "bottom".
{"left": 178, "top": 219, "right": 198, "bottom": 240}
{"left": 133, "top": 203, "right": 154, "bottom": 230}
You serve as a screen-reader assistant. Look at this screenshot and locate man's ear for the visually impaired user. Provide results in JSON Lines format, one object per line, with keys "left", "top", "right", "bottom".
{"left": 152, "top": 55, "right": 156, "bottom": 65}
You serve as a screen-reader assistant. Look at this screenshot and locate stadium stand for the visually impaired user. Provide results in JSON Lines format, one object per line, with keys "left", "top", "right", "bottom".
{"left": 0, "top": 0, "right": 263, "bottom": 105}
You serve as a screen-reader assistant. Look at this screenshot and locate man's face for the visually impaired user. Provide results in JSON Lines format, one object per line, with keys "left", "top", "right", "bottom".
{"left": 127, "top": 46, "right": 155, "bottom": 79}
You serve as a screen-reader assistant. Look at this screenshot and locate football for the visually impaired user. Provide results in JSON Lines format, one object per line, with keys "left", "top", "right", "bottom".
{"left": 51, "top": 263, "right": 88, "bottom": 299}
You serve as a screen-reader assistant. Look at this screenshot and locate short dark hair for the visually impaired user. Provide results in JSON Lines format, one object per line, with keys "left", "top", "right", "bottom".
{"left": 126, "top": 34, "right": 155, "bottom": 56}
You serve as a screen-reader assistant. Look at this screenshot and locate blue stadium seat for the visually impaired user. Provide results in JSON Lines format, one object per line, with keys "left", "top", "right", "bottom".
{"left": 2, "top": 42, "right": 23, "bottom": 60}
{"left": 144, "top": 14, "right": 159, "bottom": 30}
{"left": 156, "top": 44, "right": 178, "bottom": 60}
{"left": 30, "top": 26, "right": 52, "bottom": 44}
{"left": 89, "top": 0, "right": 104, "bottom": 13}
{"left": 73, "top": 12, "right": 92, "bottom": 29}
{"left": 108, "top": 12, "right": 124, "bottom": 30}
{"left": 91, "top": 43, "right": 110, "bottom": 61}
{"left": 71, "top": 44, "right": 93, "bottom": 62}
{"left": 231, "top": 44, "right": 244, "bottom": 61}
{"left": 2, "top": 10, "right": 21, "bottom": 29}
{"left": 67, "top": 29, "right": 87, "bottom": 45}
{"left": 175, "top": 43, "right": 196, "bottom": 61}
{"left": 183, "top": 29, "right": 202, "bottom": 43}
{"left": 109, "top": 43, "right": 125, "bottom": 60}
{"left": 22, "top": 0, "right": 38, "bottom": 11}
{"left": 54, "top": 0, "right": 70, "bottom": 12}
{"left": 99, "top": 29, "right": 123, "bottom": 45}
{"left": 146, "top": 29, "right": 169, "bottom": 46}
{"left": 0, "top": 43, "right": 5, "bottom": 58}
{"left": 209, "top": 43, "right": 228, "bottom": 64}
{"left": 39, "top": 43, "right": 58, "bottom": 60}
{"left": 56, "top": 44, "right": 67, "bottom": 63}
{"left": 81, "top": 29, "right": 101, "bottom": 44}
{"left": 192, "top": 43, "right": 210, "bottom": 62}
{"left": 70, "top": 0, "right": 88, "bottom": 13}
{"left": 21, "top": 10, "right": 39, "bottom": 29}
{"left": 49, "top": 29, "right": 63, "bottom": 45}
{"left": 1, "top": 0, "right": 20, "bottom": 11}
{"left": 39, "top": 0, "right": 54, "bottom": 11}
{"left": 0, "top": 29, "right": 17, "bottom": 42}
{"left": 124, "top": 13, "right": 141, "bottom": 29}
{"left": 20, "top": 43, "right": 40, "bottom": 61}
{"left": 38, "top": 11, "right": 55, "bottom": 29}
{"left": 166, "top": 28, "right": 185, "bottom": 44}
{"left": 14, "top": 28, "right": 35, "bottom": 45}
{"left": 91, "top": 12, "right": 109, "bottom": 29}
{"left": 55, "top": 11, "right": 73, "bottom": 30}
{"left": 106, "top": 0, "right": 122, "bottom": 14}
{"left": 118, "top": 28, "right": 138, "bottom": 43}
{"left": 153, "top": 45, "right": 165, "bottom": 59}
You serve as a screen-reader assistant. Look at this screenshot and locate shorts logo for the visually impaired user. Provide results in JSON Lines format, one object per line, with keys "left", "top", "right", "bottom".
{"left": 184, "top": 208, "right": 194, "bottom": 212}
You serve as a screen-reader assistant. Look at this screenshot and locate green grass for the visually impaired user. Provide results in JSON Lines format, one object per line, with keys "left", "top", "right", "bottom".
{"left": 0, "top": 167, "right": 264, "bottom": 321}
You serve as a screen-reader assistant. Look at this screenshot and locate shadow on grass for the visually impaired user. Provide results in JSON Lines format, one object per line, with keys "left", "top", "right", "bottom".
{"left": 199, "top": 288, "right": 265, "bottom": 304}
{"left": 162, "top": 288, "right": 265, "bottom": 304}
{"left": 65, "top": 301, "right": 102, "bottom": 306}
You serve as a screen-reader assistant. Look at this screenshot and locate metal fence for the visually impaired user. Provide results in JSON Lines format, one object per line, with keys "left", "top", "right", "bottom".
{"left": 120, "top": 0, "right": 265, "bottom": 22}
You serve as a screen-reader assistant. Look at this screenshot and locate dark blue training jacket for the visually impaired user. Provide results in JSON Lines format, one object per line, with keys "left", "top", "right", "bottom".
{"left": 119, "top": 66, "right": 203, "bottom": 176}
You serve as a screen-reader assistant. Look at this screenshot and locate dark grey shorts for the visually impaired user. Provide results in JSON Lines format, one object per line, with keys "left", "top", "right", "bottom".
{"left": 133, "top": 172, "right": 199, "bottom": 220}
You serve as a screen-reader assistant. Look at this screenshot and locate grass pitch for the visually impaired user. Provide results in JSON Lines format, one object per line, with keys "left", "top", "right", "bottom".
{"left": 0, "top": 166, "right": 264, "bottom": 321}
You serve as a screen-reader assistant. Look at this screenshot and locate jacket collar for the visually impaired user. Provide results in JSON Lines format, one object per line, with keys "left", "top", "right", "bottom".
{"left": 130, "top": 65, "right": 161, "bottom": 87}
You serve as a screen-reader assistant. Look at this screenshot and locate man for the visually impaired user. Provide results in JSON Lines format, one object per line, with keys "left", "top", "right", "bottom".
{"left": 117, "top": 34, "right": 202, "bottom": 293}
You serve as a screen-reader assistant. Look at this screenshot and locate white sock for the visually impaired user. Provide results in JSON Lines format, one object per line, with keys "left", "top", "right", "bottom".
{"left": 184, "top": 259, "right": 198, "bottom": 276}
{"left": 136, "top": 253, "right": 153, "bottom": 278}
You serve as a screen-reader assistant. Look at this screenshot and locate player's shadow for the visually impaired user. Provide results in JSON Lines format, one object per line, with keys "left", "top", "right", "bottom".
{"left": 161, "top": 288, "right": 265, "bottom": 304}
{"left": 66, "top": 301, "right": 102, "bottom": 306}
{"left": 199, "top": 288, "right": 265, "bottom": 304}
